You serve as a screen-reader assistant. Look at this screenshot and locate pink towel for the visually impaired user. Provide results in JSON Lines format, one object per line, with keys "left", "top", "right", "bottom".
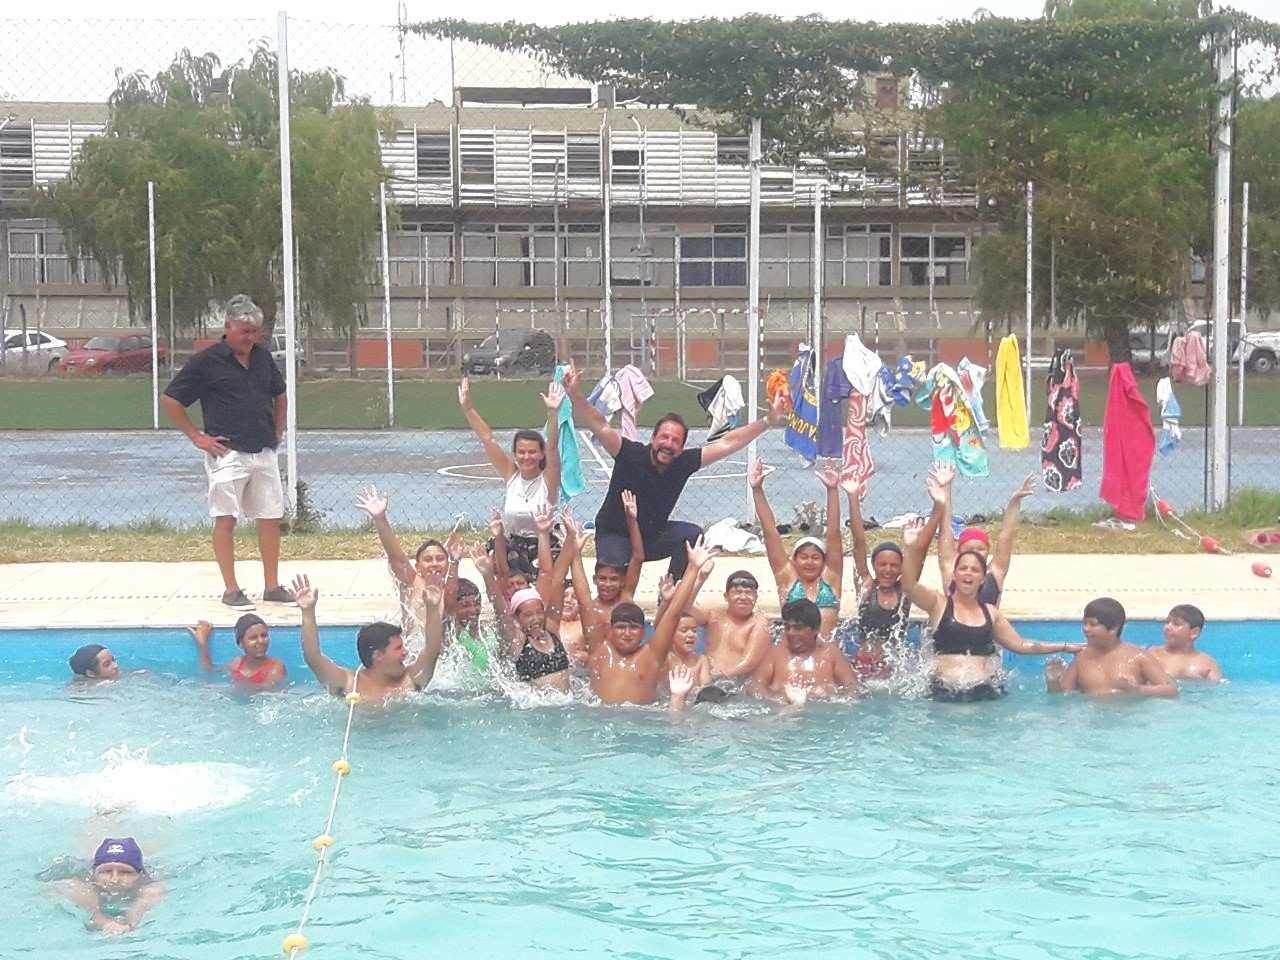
{"left": 614, "top": 364, "right": 655, "bottom": 440}
{"left": 1170, "top": 332, "right": 1210, "bottom": 386}
{"left": 839, "top": 392, "right": 875, "bottom": 499}
{"left": 1100, "top": 362, "right": 1155, "bottom": 522}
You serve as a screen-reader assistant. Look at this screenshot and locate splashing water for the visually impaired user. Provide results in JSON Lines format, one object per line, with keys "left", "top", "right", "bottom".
{"left": 7, "top": 743, "right": 256, "bottom": 815}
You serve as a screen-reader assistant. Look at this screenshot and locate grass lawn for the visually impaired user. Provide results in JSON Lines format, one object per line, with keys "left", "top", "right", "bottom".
{"left": 1, "top": 371, "right": 1276, "bottom": 431}
{"left": 3, "top": 489, "right": 1276, "bottom": 563}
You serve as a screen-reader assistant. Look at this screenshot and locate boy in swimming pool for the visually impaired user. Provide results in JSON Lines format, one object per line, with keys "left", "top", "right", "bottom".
{"left": 1045, "top": 597, "right": 1178, "bottom": 698}
{"left": 294, "top": 572, "right": 446, "bottom": 701}
{"left": 680, "top": 570, "right": 773, "bottom": 680}
{"left": 50, "top": 837, "right": 166, "bottom": 936}
{"left": 68, "top": 644, "right": 121, "bottom": 683}
{"left": 188, "top": 616, "right": 287, "bottom": 687}
{"left": 578, "top": 539, "right": 715, "bottom": 705}
{"left": 748, "top": 598, "right": 861, "bottom": 703}
{"left": 1147, "top": 604, "right": 1223, "bottom": 682}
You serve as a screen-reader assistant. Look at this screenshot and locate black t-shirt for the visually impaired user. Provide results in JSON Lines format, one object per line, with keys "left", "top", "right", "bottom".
{"left": 163, "top": 340, "right": 285, "bottom": 453}
{"left": 594, "top": 438, "right": 703, "bottom": 536}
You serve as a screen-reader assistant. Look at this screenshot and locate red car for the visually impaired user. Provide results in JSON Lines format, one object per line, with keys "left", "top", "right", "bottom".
{"left": 60, "top": 334, "right": 166, "bottom": 375}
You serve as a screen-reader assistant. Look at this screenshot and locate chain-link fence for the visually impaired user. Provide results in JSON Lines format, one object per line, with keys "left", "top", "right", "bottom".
{"left": 2, "top": 15, "right": 1275, "bottom": 532}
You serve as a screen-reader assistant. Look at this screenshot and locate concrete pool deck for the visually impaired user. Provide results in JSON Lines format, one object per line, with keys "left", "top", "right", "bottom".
{"left": 0, "top": 553, "right": 1277, "bottom": 629}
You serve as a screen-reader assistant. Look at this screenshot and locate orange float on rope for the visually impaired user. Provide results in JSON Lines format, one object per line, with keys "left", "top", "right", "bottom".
{"left": 1156, "top": 499, "right": 1175, "bottom": 517}
{"left": 1253, "top": 560, "right": 1273, "bottom": 578}
{"left": 1199, "top": 535, "right": 1222, "bottom": 554}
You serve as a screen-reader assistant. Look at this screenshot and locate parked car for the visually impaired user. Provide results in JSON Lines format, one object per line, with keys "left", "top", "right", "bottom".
{"left": 271, "top": 335, "right": 307, "bottom": 369}
{"left": 1128, "top": 326, "right": 1175, "bottom": 373}
{"left": 0, "top": 329, "right": 67, "bottom": 370}
{"left": 1235, "top": 327, "right": 1280, "bottom": 374}
{"left": 59, "top": 334, "right": 165, "bottom": 375}
{"left": 463, "top": 327, "right": 557, "bottom": 376}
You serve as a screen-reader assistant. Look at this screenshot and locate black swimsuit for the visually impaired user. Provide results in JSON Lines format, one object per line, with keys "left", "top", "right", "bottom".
{"left": 514, "top": 631, "right": 570, "bottom": 681}
{"left": 929, "top": 598, "right": 1005, "bottom": 702}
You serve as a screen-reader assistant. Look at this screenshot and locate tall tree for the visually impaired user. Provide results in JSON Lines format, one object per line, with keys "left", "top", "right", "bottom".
{"left": 41, "top": 46, "right": 389, "bottom": 341}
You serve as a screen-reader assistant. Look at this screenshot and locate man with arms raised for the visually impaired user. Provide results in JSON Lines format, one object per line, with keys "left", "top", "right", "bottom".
{"left": 162, "top": 295, "right": 292, "bottom": 609}
{"left": 293, "top": 573, "right": 446, "bottom": 701}
{"left": 562, "top": 360, "right": 789, "bottom": 579}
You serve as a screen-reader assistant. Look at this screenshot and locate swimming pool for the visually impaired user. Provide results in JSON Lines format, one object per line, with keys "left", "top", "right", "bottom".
{"left": 3, "top": 623, "right": 1278, "bottom": 959}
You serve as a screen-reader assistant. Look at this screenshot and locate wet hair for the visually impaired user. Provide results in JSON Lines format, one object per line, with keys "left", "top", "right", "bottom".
{"left": 781, "top": 598, "right": 822, "bottom": 631}
{"left": 594, "top": 562, "right": 628, "bottom": 578}
{"left": 1168, "top": 603, "right": 1205, "bottom": 631}
{"left": 234, "top": 613, "right": 267, "bottom": 644}
{"left": 415, "top": 538, "right": 446, "bottom": 563}
{"left": 610, "top": 602, "right": 646, "bottom": 626}
{"left": 1083, "top": 597, "right": 1126, "bottom": 636}
{"left": 651, "top": 412, "right": 689, "bottom": 444}
{"left": 725, "top": 570, "right": 759, "bottom": 591}
{"left": 508, "top": 557, "right": 536, "bottom": 578}
{"left": 695, "top": 685, "right": 730, "bottom": 704}
{"left": 953, "top": 549, "right": 988, "bottom": 573}
{"left": 356, "top": 621, "right": 402, "bottom": 667}
{"left": 69, "top": 644, "right": 107, "bottom": 676}
{"left": 512, "top": 429, "right": 547, "bottom": 471}
{"left": 456, "top": 578, "right": 480, "bottom": 600}
{"left": 871, "top": 542, "right": 903, "bottom": 562}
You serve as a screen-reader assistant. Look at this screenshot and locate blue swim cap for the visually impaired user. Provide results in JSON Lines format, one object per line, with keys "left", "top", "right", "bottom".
{"left": 93, "top": 837, "right": 143, "bottom": 873}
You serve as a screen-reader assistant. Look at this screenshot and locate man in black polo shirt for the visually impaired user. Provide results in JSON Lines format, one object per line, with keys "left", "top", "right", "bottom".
{"left": 162, "top": 295, "right": 293, "bottom": 609}
{"left": 563, "top": 361, "right": 789, "bottom": 579}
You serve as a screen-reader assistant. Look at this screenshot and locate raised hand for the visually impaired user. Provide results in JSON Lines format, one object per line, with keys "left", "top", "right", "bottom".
{"left": 621, "top": 490, "right": 638, "bottom": 521}
{"left": 533, "top": 503, "right": 555, "bottom": 534}
{"left": 291, "top": 574, "right": 317, "bottom": 611}
{"left": 420, "top": 570, "right": 446, "bottom": 610}
{"left": 470, "top": 541, "right": 494, "bottom": 578}
{"left": 444, "top": 529, "right": 464, "bottom": 563}
{"left": 748, "top": 458, "right": 766, "bottom": 490}
{"left": 766, "top": 389, "right": 791, "bottom": 427}
{"left": 457, "top": 377, "right": 471, "bottom": 409}
{"left": 902, "top": 516, "right": 925, "bottom": 548}
{"left": 657, "top": 573, "right": 677, "bottom": 606}
{"left": 561, "top": 508, "right": 581, "bottom": 548}
{"left": 669, "top": 662, "right": 696, "bottom": 696}
{"left": 784, "top": 677, "right": 810, "bottom": 705}
{"left": 561, "top": 359, "right": 582, "bottom": 394}
{"left": 1011, "top": 472, "right": 1036, "bottom": 503}
{"left": 354, "top": 485, "right": 388, "bottom": 520}
{"left": 926, "top": 462, "right": 955, "bottom": 506}
{"left": 685, "top": 535, "right": 716, "bottom": 574}
{"left": 488, "top": 508, "right": 504, "bottom": 538}
{"left": 186, "top": 619, "right": 213, "bottom": 645}
{"left": 541, "top": 380, "right": 565, "bottom": 413}
{"left": 817, "top": 464, "right": 840, "bottom": 490}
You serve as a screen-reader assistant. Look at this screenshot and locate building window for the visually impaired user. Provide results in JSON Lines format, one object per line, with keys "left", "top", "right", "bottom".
{"left": 531, "top": 132, "right": 565, "bottom": 178}
{"left": 825, "top": 224, "right": 892, "bottom": 287}
{"left": 680, "top": 225, "right": 746, "bottom": 287}
{"left": 462, "top": 223, "right": 601, "bottom": 289}
{"left": 610, "top": 148, "right": 644, "bottom": 187}
{"left": 901, "top": 233, "right": 969, "bottom": 286}
{"left": 0, "top": 123, "right": 34, "bottom": 200}
{"left": 566, "top": 133, "right": 601, "bottom": 181}
{"left": 459, "top": 133, "right": 495, "bottom": 186}
{"left": 761, "top": 225, "right": 812, "bottom": 288}
{"left": 717, "top": 135, "right": 749, "bottom": 165}
{"left": 7, "top": 224, "right": 103, "bottom": 285}
{"left": 610, "top": 225, "right": 675, "bottom": 288}
{"left": 415, "top": 133, "right": 451, "bottom": 182}
{"left": 377, "top": 223, "right": 454, "bottom": 288}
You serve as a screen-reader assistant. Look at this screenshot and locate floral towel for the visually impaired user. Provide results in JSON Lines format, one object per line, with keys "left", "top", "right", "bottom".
{"left": 1040, "top": 348, "right": 1083, "bottom": 493}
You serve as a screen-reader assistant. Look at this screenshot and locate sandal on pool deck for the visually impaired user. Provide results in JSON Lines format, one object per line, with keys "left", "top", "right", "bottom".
{"left": 221, "top": 589, "right": 255, "bottom": 609}
{"left": 261, "top": 586, "right": 297, "bottom": 605}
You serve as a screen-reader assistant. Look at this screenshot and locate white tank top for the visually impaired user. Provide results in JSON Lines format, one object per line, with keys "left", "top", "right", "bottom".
{"left": 502, "top": 472, "right": 550, "bottom": 538}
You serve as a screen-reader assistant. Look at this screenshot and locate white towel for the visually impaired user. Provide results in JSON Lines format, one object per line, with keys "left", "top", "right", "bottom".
{"left": 841, "top": 333, "right": 884, "bottom": 397}
{"left": 707, "top": 375, "right": 744, "bottom": 440}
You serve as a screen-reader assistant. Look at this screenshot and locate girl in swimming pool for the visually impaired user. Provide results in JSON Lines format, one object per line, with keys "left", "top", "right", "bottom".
{"left": 901, "top": 469, "right": 1081, "bottom": 701}
{"left": 188, "top": 616, "right": 286, "bottom": 687}
{"left": 751, "top": 459, "right": 844, "bottom": 638}
{"left": 49, "top": 837, "right": 166, "bottom": 936}
{"left": 355, "top": 486, "right": 464, "bottom": 620}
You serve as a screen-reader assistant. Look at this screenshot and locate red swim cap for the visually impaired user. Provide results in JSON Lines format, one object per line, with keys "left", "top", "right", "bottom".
{"left": 957, "top": 527, "right": 990, "bottom": 548}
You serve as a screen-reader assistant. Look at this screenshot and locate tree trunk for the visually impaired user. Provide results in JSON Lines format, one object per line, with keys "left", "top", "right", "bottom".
{"left": 1101, "top": 316, "right": 1132, "bottom": 366}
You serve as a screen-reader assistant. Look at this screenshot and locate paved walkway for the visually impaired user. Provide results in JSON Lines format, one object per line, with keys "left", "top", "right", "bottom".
{"left": 1, "top": 554, "right": 1276, "bottom": 629}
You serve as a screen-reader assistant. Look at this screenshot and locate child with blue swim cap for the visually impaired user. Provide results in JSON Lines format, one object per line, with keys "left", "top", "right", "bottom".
{"left": 49, "top": 837, "right": 166, "bottom": 936}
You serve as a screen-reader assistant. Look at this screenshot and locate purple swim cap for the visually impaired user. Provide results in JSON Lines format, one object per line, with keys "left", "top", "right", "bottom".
{"left": 93, "top": 837, "right": 143, "bottom": 873}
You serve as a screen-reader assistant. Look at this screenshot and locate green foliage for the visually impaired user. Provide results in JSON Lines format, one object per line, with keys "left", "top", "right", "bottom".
{"left": 1235, "top": 96, "right": 1280, "bottom": 320}
{"left": 40, "top": 46, "right": 385, "bottom": 338}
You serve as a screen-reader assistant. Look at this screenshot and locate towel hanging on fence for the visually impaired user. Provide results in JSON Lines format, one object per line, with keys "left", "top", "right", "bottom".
{"left": 1100, "top": 361, "right": 1155, "bottom": 522}
{"left": 553, "top": 364, "right": 587, "bottom": 499}
{"left": 1040, "top": 348, "right": 1083, "bottom": 493}
{"left": 697, "top": 375, "right": 744, "bottom": 442}
{"left": 996, "top": 335, "right": 1030, "bottom": 449}
{"left": 957, "top": 357, "right": 990, "bottom": 435}
{"left": 918, "top": 363, "right": 988, "bottom": 478}
{"left": 817, "top": 356, "right": 852, "bottom": 459}
{"left": 784, "top": 347, "right": 819, "bottom": 463}
{"left": 1156, "top": 376, "right": 1182, "bottom": 456}
{"left": 614, "top": 364, "right": 654, "bottom": 440}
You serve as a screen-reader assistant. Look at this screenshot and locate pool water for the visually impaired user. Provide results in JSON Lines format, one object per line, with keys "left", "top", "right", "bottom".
{"left": 2, "top": 623, "right": 1278, "bottom": 959}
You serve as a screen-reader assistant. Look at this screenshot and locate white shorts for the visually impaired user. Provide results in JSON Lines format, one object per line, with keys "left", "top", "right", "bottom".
{"left": 205, "top": 448, "right": 284, "bottom": 520}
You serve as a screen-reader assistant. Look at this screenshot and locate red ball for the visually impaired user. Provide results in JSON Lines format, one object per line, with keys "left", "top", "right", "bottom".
{"left": 1253, "top": 560, "right": 1273, "bottom": 579}
{"left": 1156, "top": 499, "right": 1175, "bottom": 517}
{"left": 1199, "top": 535, "right": 1220, "bottom": 554}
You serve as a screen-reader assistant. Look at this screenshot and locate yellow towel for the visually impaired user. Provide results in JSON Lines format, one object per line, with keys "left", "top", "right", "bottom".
{"left": 996, "top": 335, "right": 1030, "bottom": 449}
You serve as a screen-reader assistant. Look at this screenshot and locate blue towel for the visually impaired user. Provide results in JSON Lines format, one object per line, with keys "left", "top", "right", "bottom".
{"left": 784, "top": 349, "right": 819, "bottom": 463}
{"left": 554, "top": 365, "right": 587, "bottom": 499}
